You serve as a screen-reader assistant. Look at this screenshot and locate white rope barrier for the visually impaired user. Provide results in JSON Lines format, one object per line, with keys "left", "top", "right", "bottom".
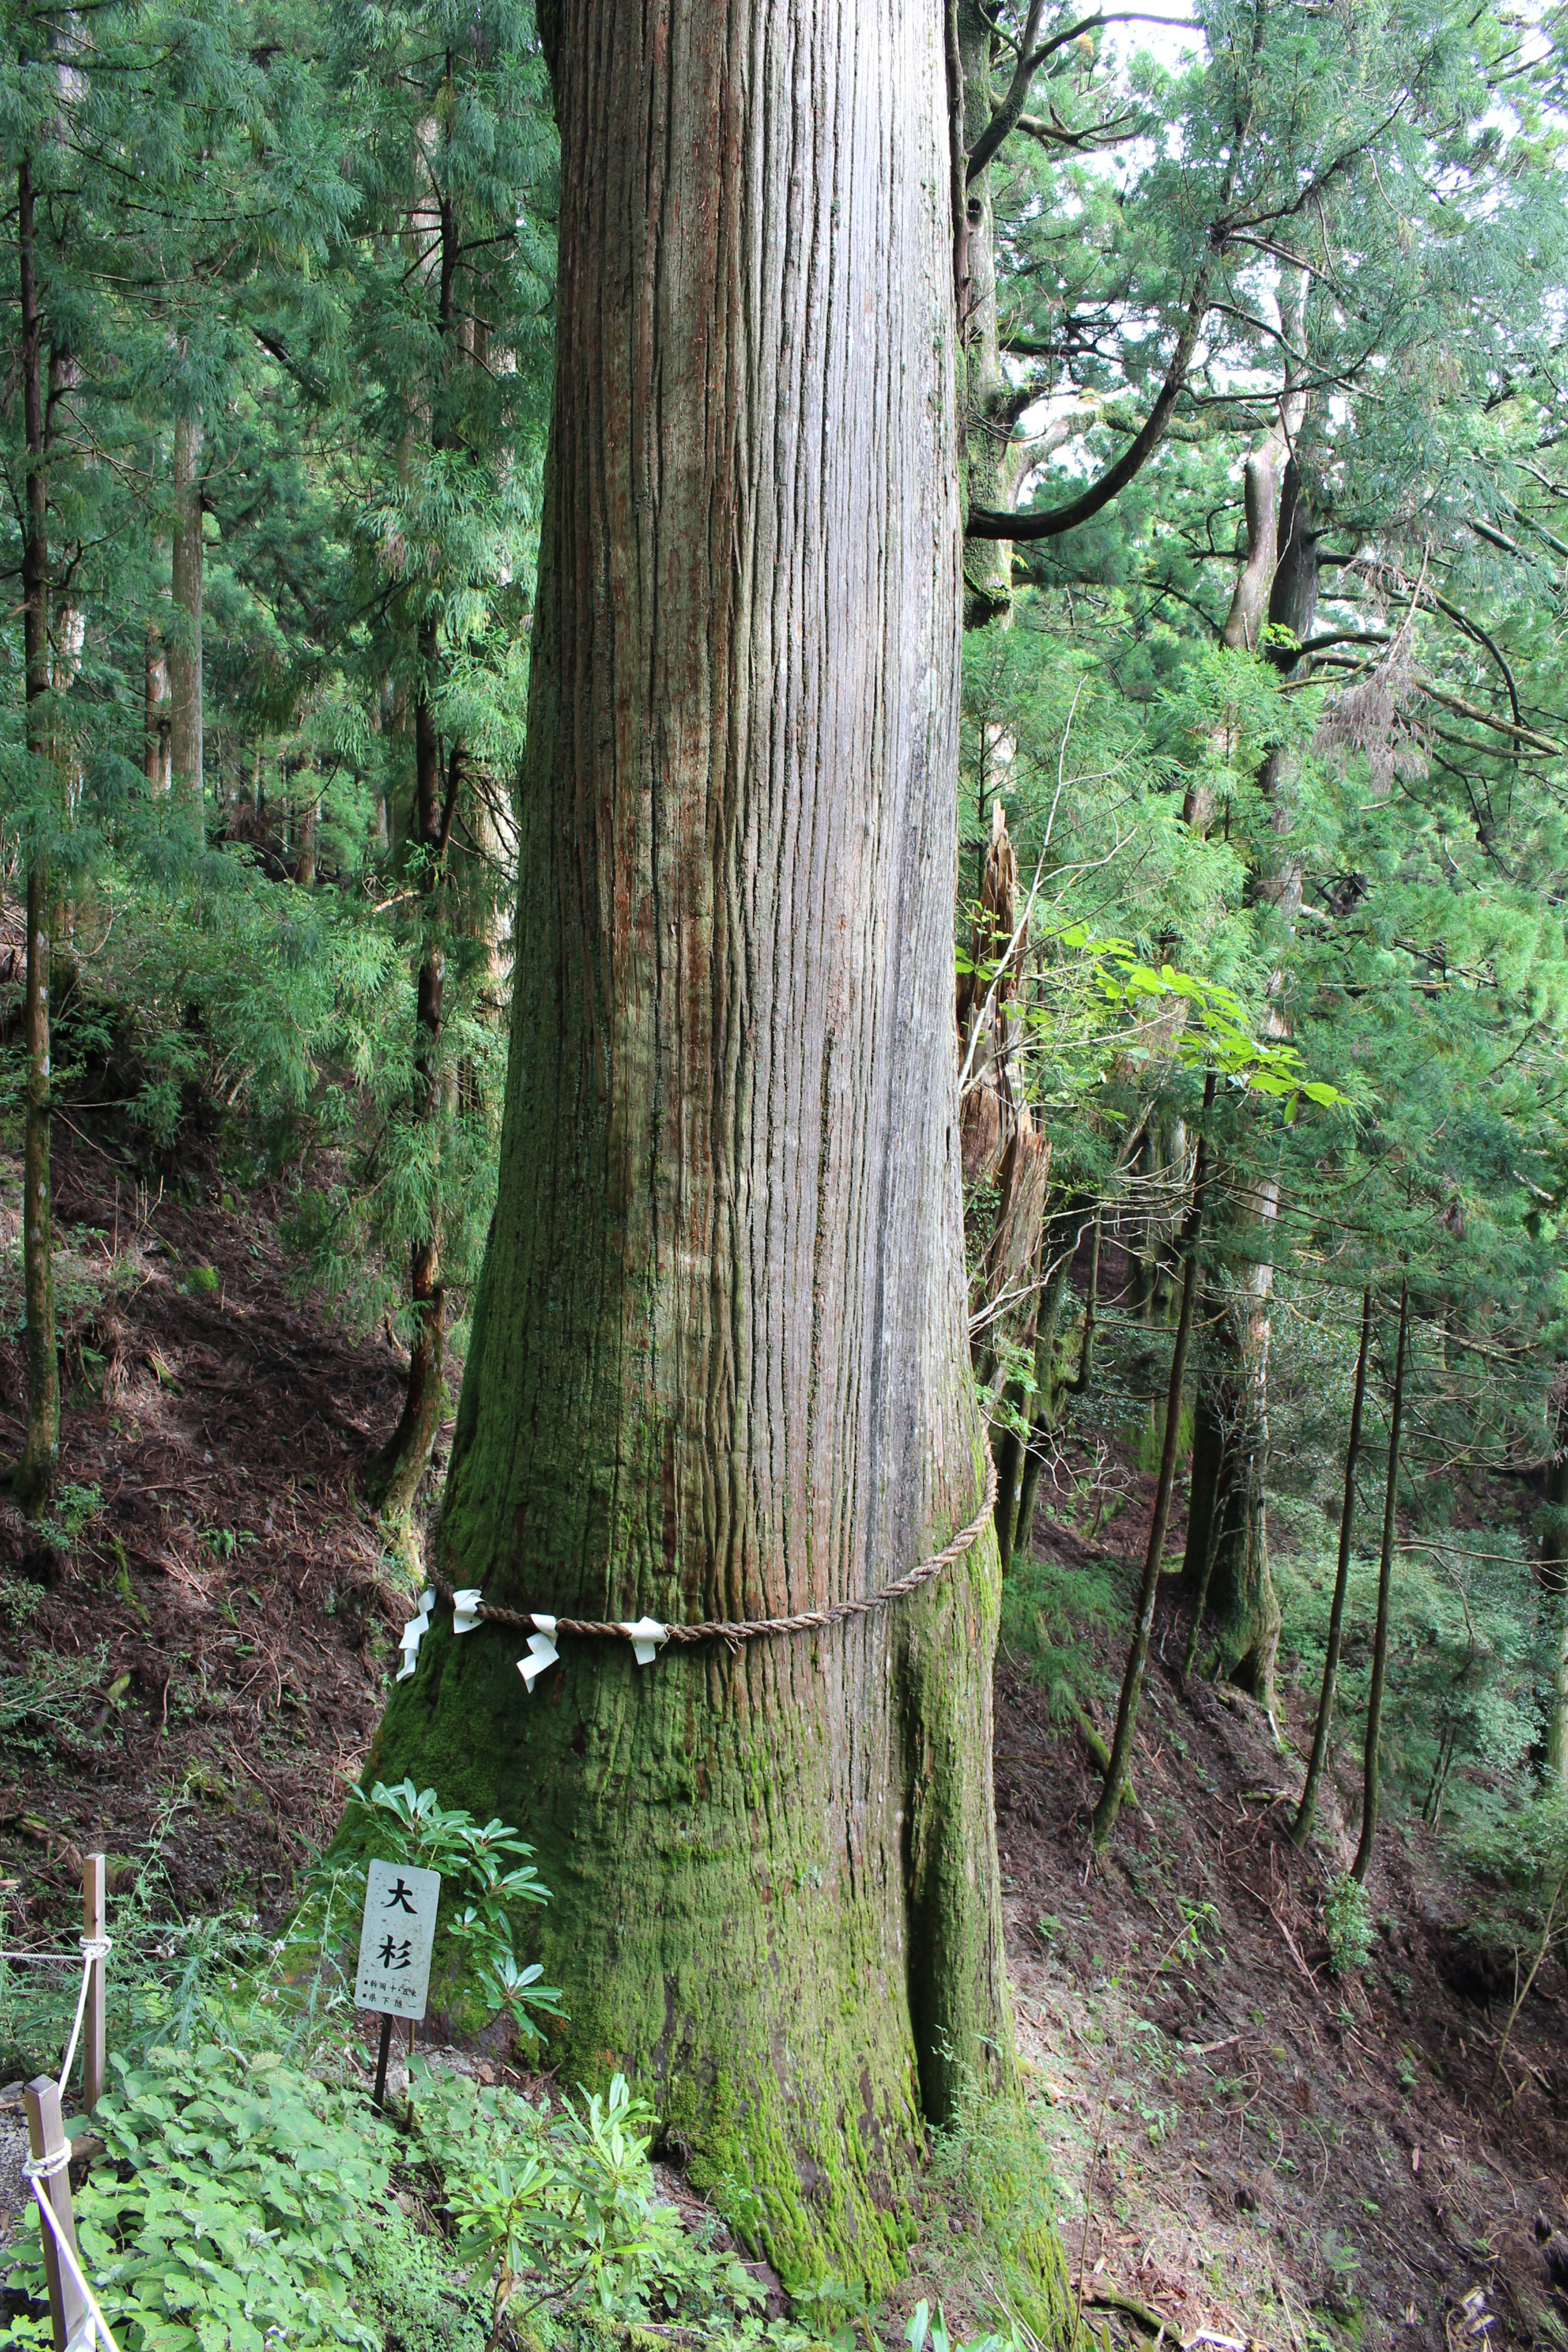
{"left": 56, "top": 1938, "right": 111, "bottom": 2099}
{"left": 27, "top": 2171, "right": 123, "bottom": 2352}
{"left": 0, "top": 1932, "right": 111, "bottom": 2094}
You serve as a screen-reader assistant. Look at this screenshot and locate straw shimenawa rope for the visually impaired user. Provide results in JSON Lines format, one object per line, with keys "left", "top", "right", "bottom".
{"left": 431, "top": 1448, "right": 999, "bottom": 1649}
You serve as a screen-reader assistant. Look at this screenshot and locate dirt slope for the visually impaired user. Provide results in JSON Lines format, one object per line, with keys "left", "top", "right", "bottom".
{"left": 0, "top": 1142, "right": 407, "bottom": 1930}
{"left": 999, "top": 1466, "right": 1568, "bottom": 2352}
{"left": 2, "top": 1166, "right": 1566, "bottom": 2348}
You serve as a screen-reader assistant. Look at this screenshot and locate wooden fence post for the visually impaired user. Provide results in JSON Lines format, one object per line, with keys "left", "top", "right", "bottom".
{"left": 24, "top": 2075, "right": 88, "bottom": 2352}
{"left": 82, "top": 1855, "right": 106, "bottom": 2114}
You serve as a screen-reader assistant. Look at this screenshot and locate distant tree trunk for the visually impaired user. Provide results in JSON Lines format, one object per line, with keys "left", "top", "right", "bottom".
{"left": 358, "top": 0, "right": 1038, "bottom": 2302}
{"left": 169, "top": 410, "right": 203, "bottom": 826}
{"left": 1181, "top": 1250, "right": 1281, "bottom": 1708}
{"left": 14, "top": 151, "right": 57, "bottom": 1517}
{"left": 951, "top": 5, "right": 1103, "bottom": 629}
{"left": 1093, "top": 1074, "right": 1216, "bottom": 1847}
{"left": 1352, "top": 1280, "right": 1410, "bottom": 1885}
{"left": 295, "top": 781, "right": 316, "bottom": 887}
{"left": 1292, "top": 1287, "right": 1372, "bottom": 1846}
{"left": 956, "top": 2, "right": 1015, "bottom": 627}
{"left": 1007, "top": 1202, "right": 1097, "bottom": 1576}
{"left": 366, "top": 653, "right": 448, "bottom": 1528}
{"left": 1178, "top": 385, "right": 1313, "bottom": 1697}
{"left": 1539, "top": 1379, "right": 1568, "bottom": 1790}
{"left": 1221, "top": 435, "right": 1282, "bottom": 653}
{"left": 1264, "top": 456, "right": 1320, "bottom": 674}
{"left": 144, "top": 614, "right": 170, "bottom": 792}
{"left": 364, "top": 130, "right": 465, "bottom": 1540}
{"left": 1188, "top": 456, "right": 1317, "bottom": 1706}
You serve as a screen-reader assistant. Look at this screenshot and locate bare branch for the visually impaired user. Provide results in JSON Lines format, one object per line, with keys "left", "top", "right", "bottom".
{"left": 967, "top": 274, "right": 1210, "bottom": 541}
{"left": 966, "top": 0, "right": 1049, "bottom": 185}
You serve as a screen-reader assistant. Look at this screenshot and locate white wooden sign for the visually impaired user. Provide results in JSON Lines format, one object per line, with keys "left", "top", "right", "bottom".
{"left": 354, "top": 1859, "right": 442, "bottom": 2021}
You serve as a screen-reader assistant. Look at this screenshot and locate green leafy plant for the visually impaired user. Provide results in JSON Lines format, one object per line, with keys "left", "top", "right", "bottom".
{"left": 1041, "top": 926, "right": 1347, "bottom": 1121}
{"left": 342, "top": 1779, "right": 564, "bottom": 2038}
{"left": 39, "top": 1481, "right": 105, "bottom": 1552}
{"left": 198, "top": 1526, "right": 256, "bottom": 1561}
{"left": 413, "top": 2064, "right": 767, "bottom": 2345}
{"left": 0, "top": 2042, "right": 396, "bottom": 2352}
{"left": 1324, "top": 1874, "right": 1375, "bottom": 1978}
{"left": 906, "top": 2301, "right": 1027, "bottom": 2352}
{"left": 0, "top": 1625, "right": 113, "bottom": 1779}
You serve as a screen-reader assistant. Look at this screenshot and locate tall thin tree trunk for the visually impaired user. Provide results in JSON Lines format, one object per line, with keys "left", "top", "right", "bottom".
{"left": 1539, "top": 1380, "right": 1568, "bottom": 1789}
{"left": 169, "top": 411, "right": 203, "bottom": 827}
{"left": 49, "top": 597, "right": 83, "bottom": 971}
{"left": 1181, "top": 1228, "right": 1281, "bottom": 1706}
{"left": 1352, "top": 1280, "right": 1410, "bottom": 1885}
{"left": 955, "top": 2, "right": 1014, "bottom": 626}
{"left": 1187, "top": 451, "right": 1319, "bottom": 1701}
{"left": 1178, "top": 390, "right": 1315, "bottom": 1700}
{"left": 356, "top": 0, "right": 1040, "bottom": 2302}
{"left": 145, "top": 589, "right": 170, "bottom": 793}
{"left": 295, "top": 780, "right": 316, "bottom": 886}
{"left": 1092, "top": 1074, "right": 1216, "bottom": 1848}
{"left": 1008, "top": 1204, "right": 1096, "bottom": 1577}
{"left": 365, "top": 128, "right": 463, "bottom": 1537}
{"left": 366, "top": 656, "right": 448, "bottom": 1527}
{"left": 14, "top": 150, "right": 57, "bottom": 1517}
{"left": 18, "top": 866, "right": 56, "bottom": 1516}
{"left": 1292, "top": 1287, "right": 1373, "bottom": 1847}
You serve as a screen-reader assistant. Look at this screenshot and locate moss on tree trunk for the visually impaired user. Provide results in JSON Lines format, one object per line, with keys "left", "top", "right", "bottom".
{"left": 368, "top": 1515, "right": 1008, "bottom": 2286}
{"left": 356, "top": 0, "right": 1054, "bottom": 2307}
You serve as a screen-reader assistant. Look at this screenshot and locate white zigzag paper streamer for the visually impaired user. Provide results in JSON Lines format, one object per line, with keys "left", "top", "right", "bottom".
{"left": 517, "top": 1613, "right": 559, "bottom": 1693}
{"left": 396, "top": 1589, "right": 437, "bottom": 1682}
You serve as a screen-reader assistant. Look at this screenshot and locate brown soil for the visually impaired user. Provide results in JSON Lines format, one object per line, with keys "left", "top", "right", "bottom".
{"left": 0, "top": 1138, "right": 415, "bottom": 1934}
{"left": 2, "top": 1165, "right": 1566, "bottom": 2349}
{"left": 994, "top": 1446, "right": 1568, "bottom": 2352}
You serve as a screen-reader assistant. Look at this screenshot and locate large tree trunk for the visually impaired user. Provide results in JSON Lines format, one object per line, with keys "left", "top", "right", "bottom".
{"left": 13, "top": 150, "right": 57, "bottom": 1519}
{"left": 361, "top": 0, "right": 1029, "bottom": 2298}
{"left": 169, "top": 410, "right": 203, "bottom": 825}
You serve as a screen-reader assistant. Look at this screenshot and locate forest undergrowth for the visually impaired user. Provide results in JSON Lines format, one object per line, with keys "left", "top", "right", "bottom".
{"left": 2, "top": 1153, "right": 1567, "bottom": 2352}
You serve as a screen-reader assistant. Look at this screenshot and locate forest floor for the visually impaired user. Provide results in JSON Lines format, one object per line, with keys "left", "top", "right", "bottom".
{"left": 989, "top": 1454, "right": 1568, "bottom": 2352}
{"left": 0, "top": 1164, "right": 1565, "bottom": 2350}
